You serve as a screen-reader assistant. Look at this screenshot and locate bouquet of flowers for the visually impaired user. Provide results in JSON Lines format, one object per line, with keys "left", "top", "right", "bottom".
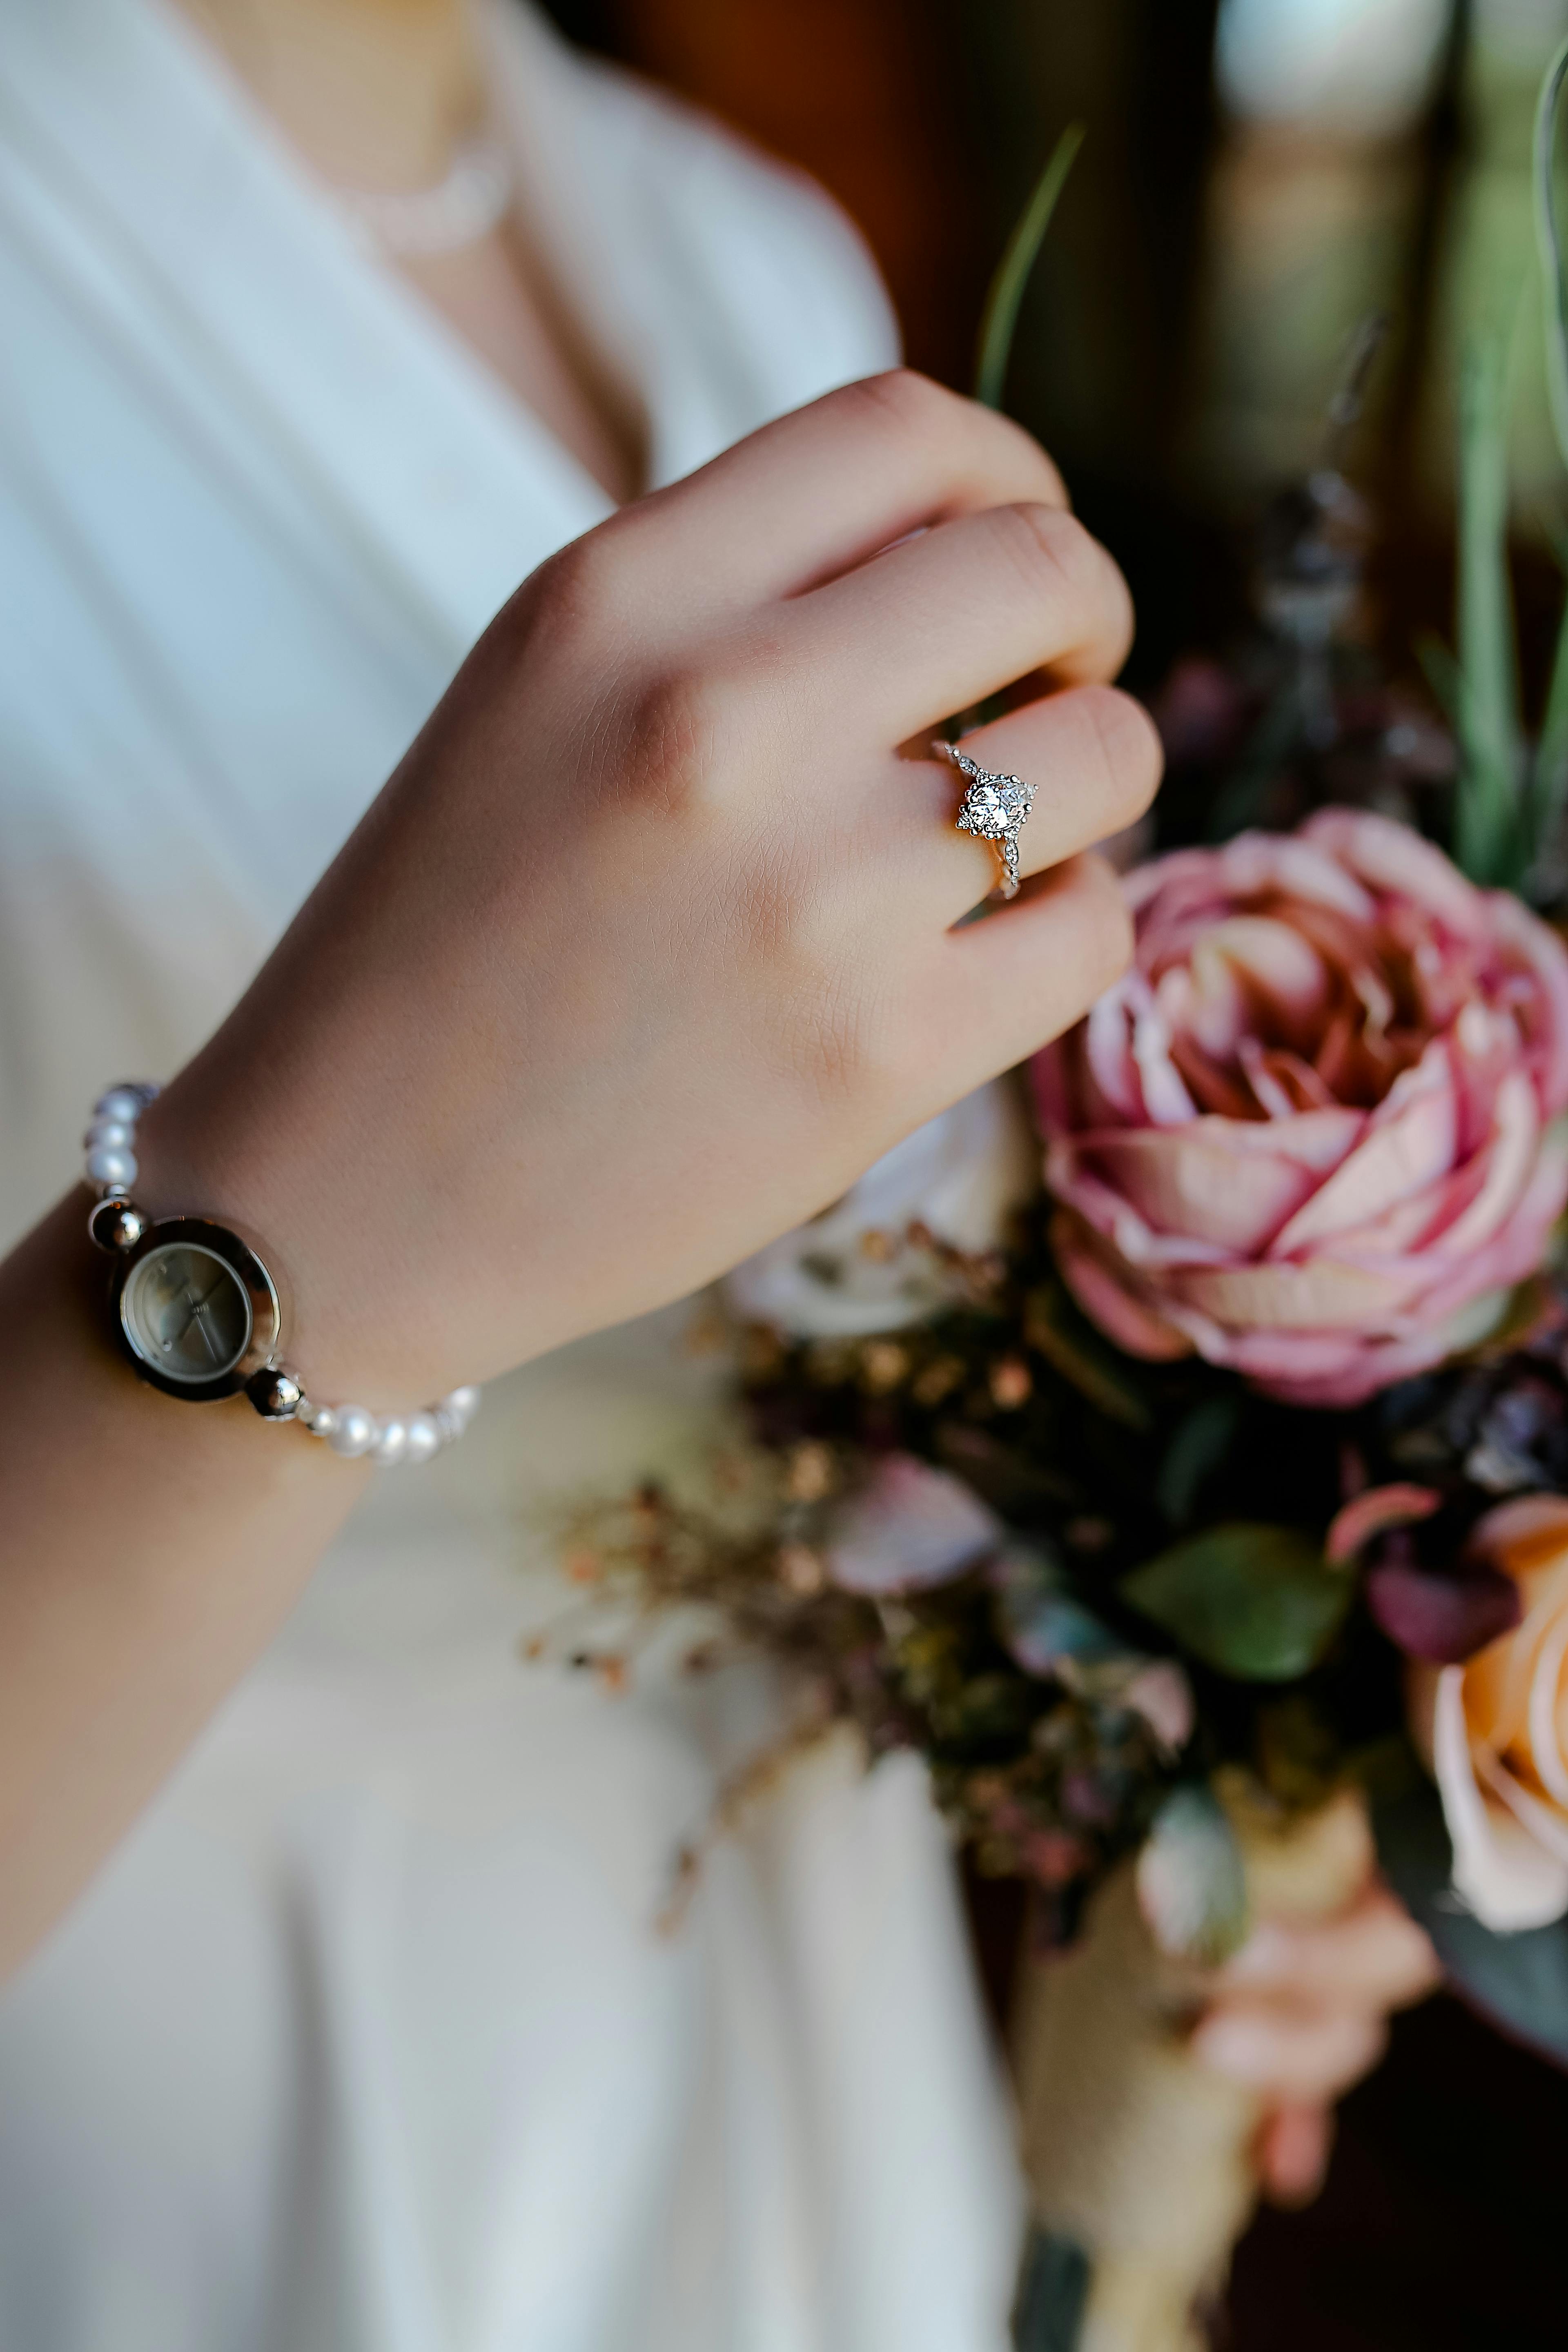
{"left": 543, "top": 46, "right": 1568, "bottom": 2352}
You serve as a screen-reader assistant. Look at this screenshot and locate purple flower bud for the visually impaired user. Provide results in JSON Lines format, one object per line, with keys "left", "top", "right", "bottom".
{"left": 1366, "top": 1558, "right": 1522, "bottom": 1663}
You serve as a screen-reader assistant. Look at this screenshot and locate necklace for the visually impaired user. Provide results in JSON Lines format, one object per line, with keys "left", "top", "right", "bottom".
{"left": 334, "top": 131, "right": 514, "bottom": 257}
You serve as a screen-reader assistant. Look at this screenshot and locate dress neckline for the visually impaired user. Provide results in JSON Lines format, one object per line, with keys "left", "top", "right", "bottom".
{"left": 0, "top": 0, "right": 634, "bottom": 651}
{"left": 163, "top": 0, "right": 651, "bottom": 510}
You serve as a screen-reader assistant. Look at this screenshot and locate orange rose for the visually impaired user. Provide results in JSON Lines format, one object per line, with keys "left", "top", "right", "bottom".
{"left": 1414, "top": 1495, "right": 1568, "bottom": 1930}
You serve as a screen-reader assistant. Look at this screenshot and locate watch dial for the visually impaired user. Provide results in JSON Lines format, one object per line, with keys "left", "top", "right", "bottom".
{"left": 120, "top": 1243, "right": 253, "bottom": 1383}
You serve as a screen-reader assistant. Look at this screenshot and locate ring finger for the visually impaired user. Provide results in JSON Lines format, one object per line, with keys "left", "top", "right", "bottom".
{"left": 880, "top": 685, "right": 1163, "bottom": 922}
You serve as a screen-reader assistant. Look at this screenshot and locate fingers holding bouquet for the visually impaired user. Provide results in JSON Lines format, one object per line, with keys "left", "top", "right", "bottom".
{"left": 1196, "top": 1878, "right": 1441, "bottom": 2205}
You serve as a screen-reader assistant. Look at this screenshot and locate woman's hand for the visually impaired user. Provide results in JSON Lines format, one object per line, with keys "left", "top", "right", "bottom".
{"left": 1193, "top": 1880, "right": 1441, "bottom": 2204}
{"left": 0, "top": 371, "right": 1156, "bottom": 1975}
{"left": 143, "top": 371, "right": 1158, "bottom": 1405}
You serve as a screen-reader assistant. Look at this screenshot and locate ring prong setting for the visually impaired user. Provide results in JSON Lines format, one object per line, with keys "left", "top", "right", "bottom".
{"left": 935, "top": 741, "right": 1036, "bottom": 900}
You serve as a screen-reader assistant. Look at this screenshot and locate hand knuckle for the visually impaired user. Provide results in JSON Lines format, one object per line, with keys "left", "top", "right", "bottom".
{"left": 533, "top": 523, "right": 624, "bottom": 630}
{"left": 769, "top": 956, "right": 879, "bottom": 1103}
{"left": 991, "top": 501, "right": 1093, "bottom": 600}
{"left": 757, "top": 913, "right": 897, "bottom": 1108}
{"left": 840, "top": 367, "right": 958, "bottom": 444}
{"left": 621, "top": 664, "right": 734, "bottom": 817}
{"left": 802, "top": 991, "right": 878, "bottom": 1103}
{"left": 995, "top": 506, "right": 1131, "bottom": 657}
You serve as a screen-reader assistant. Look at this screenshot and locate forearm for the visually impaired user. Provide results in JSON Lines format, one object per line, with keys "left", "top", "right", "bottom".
{"left": 0, "top": 1192, "right": 365, "bottom": 1978}
{"left": 0, "top": 375, "right": 1158, "bottom": 1983}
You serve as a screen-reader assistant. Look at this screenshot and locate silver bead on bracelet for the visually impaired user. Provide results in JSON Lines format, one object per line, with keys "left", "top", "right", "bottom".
{"left": 83, "top": 1081, "right": 479, "bottom": 1467}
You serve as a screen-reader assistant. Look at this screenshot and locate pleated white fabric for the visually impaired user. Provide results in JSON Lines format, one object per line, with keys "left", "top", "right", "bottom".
{"left": 0, "top": 3, "right": 1025, "bottom": 2347}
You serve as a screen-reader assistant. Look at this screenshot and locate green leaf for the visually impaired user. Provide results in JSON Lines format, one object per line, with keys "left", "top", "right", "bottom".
{"left": 1534, "top": 35, "right": 1568, "bottom": 478}
{"left": 1452, "top": 333, "right": 1526, "bottom": 889}
{"left": 1136, "top": 1783, "right": 1250, "bottom": 1965}
{"left": 1532, "top": 560, "right": 1568, "bottom": 878}
{"left": 1012, "top": 2227, "right": 1090, "bottom": 2352}
{"left": 1120, "top": 1523, "right": 1352, "bottom": 1682}
{"left": 974, "top": 125, "right": 1085, "bottom": 412}
{"left": 1534, "top": 41, "right": 1568, "bottom": 878}
{"left": 1415, "top": 629, "right": 1465, "bottom": 731}
{"left": 1375, "top": 1775, "right": 1568, "bottom": 2071}
{"left": 1156, "top": 1395, "right": 1242, "bottom": 1527}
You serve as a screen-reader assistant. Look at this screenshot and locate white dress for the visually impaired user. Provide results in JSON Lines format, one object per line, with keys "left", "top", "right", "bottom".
{"left": 0, "top": 3, "right": 1025, "bottom": 2348}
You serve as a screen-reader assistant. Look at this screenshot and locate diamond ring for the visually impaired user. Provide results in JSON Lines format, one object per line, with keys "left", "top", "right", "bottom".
{"left": 935, "top": 741, "right": 1036, "bottom": 901}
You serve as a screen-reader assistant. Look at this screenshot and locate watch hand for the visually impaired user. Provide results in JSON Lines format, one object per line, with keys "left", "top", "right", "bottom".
{"left": 164, "top": 1274, "right": 231, "bottom": 1363}
{"left": 189, "top": 1303, "right": 228, "bottom": 1366}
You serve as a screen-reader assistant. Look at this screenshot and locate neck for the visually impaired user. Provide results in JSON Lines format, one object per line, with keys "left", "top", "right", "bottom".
{"left": 178, "top": 0, "right": 485, "bottom": 193}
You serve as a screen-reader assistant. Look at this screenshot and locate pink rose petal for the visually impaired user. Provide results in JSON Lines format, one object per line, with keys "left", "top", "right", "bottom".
{"left": 1325, "top": 1483, "right": 1442, "bottom": 1565}
{"left": 826, "top": 1456, "right": 1003, "bottom": 1595}
{"left": 1053, "top": 1231, "right": 1194, "bottom": 1361}
{"left": 1172, "top": 1255, "right": 1423, "bottom": 1332}
{"left": 1030, "top": 811, "right": 1568, "bottom": 1410}
{"left": 1303, "top": 807, "right": 1485, "bottom": 935}
{"left": 1487, "top": 890, "right": 1568, "bottom": 1114}
{"left": 1268, "top": 1044, "right": 1457, "bottom": 1254}
{"left": 1082, "top": 1124, "right": 1334, "bottom": 1254}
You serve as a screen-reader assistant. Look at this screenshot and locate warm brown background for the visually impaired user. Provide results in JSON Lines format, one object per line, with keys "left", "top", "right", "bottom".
{"left": 540, "top": 0, "right": 1568, "bottom": 2340}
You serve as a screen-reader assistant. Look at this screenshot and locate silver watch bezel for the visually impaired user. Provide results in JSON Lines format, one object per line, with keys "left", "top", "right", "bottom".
{"left": 110, "top": 1216, "right": 283, "bottom": 1403}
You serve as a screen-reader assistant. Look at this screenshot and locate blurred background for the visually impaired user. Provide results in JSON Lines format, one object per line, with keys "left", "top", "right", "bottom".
{"left": 532, "top": 2, "right": 1566, "bottom": 2342}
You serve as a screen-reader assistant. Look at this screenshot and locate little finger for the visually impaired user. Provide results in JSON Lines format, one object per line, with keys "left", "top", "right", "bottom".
{"left": 1192, "top": 1998, "right": 1388, "bottom": 2104}
{"left": 904, "top": 854, "right": 1133, "bottom": 1109}
{"left": 1256, "top": 2104, "right": 1335, "bottom": 2207}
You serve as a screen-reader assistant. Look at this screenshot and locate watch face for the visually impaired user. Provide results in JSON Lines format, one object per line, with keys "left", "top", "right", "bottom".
{"left": 120, "top": 1241, "right": 254, "bottom": 1384}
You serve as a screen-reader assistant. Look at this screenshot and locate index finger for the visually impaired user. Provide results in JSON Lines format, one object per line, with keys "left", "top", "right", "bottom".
{"left": 622, "top": 372, "right": 1069, "bottom": 612}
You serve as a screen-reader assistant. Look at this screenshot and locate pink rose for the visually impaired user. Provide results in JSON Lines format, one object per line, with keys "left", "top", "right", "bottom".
{"left": 1031, "top": 811, "right": 1568, "bottom": 1406}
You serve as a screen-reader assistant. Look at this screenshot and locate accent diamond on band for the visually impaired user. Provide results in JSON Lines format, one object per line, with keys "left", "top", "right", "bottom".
{"left": 935, "top": 741, "right": 1036, "bottom": 901}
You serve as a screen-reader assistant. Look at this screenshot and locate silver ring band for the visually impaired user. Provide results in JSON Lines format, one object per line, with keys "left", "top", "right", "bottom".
{"left": 935, "top": 741, "right": 1036, "bottom": 902}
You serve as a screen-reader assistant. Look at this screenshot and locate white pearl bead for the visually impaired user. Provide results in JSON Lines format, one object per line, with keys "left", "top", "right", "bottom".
{"left": 86, "top": 1145, "right": 138, "bottom": 1189}
{"left": 300, "top": 1401, "right": 332, "bottom": 1436}
{"left": 444, "top": 1385, "right": 481, "bottom": 1429}
{"left": 327, "top": 1405, "right": 377, "bottom": 1459}
{"left": 84, "top": 1120, "right": 133, "bottom": 1153}
{"left": 371, "top": 1419, "right": 408, "bottom": 1468}
{"left": 402, "top": 1413, "right": 441, "bottom": 1466}
{"left": 94, "top": 1087, "right": 145, "bottom": 1127}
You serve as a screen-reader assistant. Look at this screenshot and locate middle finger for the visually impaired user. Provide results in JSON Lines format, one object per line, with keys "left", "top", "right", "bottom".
{"left": 778, "top": 500, "right": 1135, "bottom": 746}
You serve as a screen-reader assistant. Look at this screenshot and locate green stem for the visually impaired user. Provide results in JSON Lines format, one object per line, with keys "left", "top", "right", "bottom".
{"left": 1453, "top": 333, "right": 1524, "bottom": 886}
{"left": 974, "top": 125, "right": 1086, "bottom": 412}
{"left": 1534, "top": 34, "right": 1568, "bottom": 475}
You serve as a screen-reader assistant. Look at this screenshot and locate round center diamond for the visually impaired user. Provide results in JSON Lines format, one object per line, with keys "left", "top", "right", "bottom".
{"left": 967, "top": 779, "right": 1026, "bottom": 837}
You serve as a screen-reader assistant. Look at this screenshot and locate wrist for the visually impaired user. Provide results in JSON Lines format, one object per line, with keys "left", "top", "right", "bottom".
{"left": 96, "top": 1080, "right": 480, "bottom": 1461}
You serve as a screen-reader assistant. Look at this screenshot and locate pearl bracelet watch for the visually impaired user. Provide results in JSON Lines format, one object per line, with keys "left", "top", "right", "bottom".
{"left": 83, "top": 1083, "right": 478, "bottom": 1466}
